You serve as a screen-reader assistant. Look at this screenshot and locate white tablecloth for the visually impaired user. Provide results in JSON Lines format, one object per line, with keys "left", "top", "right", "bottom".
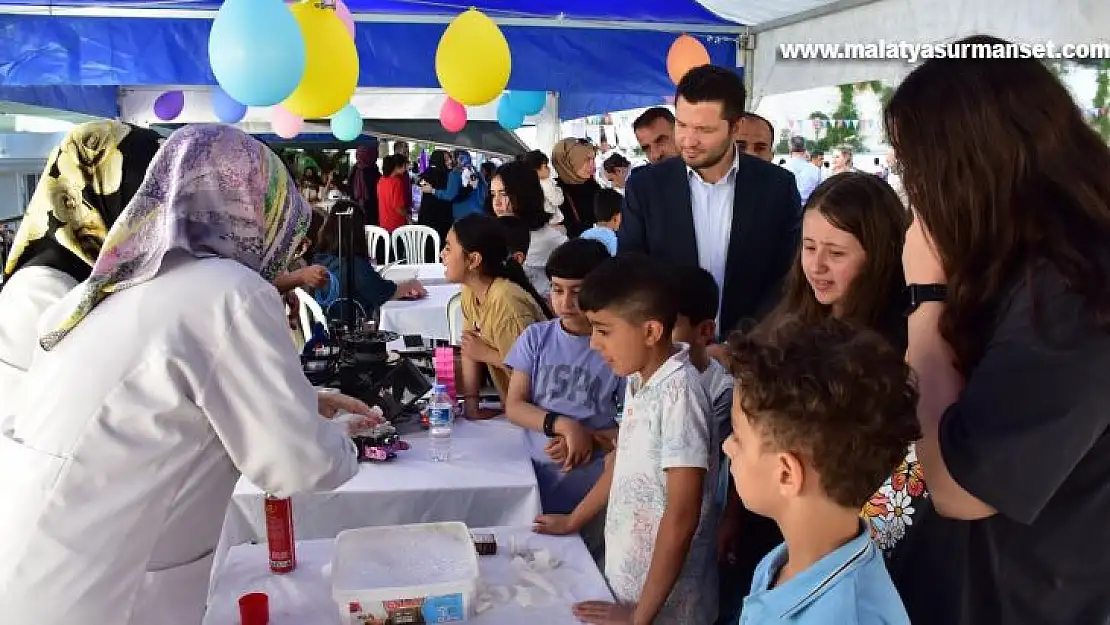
{"left": 379, "top": 283, "right": 461, "bottom": 342}
{"left": 220, "top": 419, "right": 540, "bottom": 546}
{"left": 380, "top": 262, "right": 448, "bottom": 286}
{"left": 203, "top": 527, "right": 612, "bottom": 625}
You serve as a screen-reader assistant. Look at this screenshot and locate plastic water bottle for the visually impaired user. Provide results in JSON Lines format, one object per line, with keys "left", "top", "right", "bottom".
{"left": 428, "top": 384, "right": 454, "bottom": 462}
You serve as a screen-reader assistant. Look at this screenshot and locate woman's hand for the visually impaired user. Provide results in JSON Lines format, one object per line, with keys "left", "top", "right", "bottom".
{"left": 296, "top": 265, "right": 330, "bottom": 290}
{"left": 393, "top": 279, "right": 427, "bottom": 300}
{"left": 461, "top": 330, "right": 498, "bottom": 365}
{"left": 318, "top": 392, "right": 380, "bottom": 421}
{"left": 903, "top": 212, "right": 947, "bottom": 285}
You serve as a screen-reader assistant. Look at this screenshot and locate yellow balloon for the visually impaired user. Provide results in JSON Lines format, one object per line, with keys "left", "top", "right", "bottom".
{"left": 436, "top": 9, "right": 510, "bottom": 106}
{"left": 281, "top": 2, "right": 358, "bottom": 118}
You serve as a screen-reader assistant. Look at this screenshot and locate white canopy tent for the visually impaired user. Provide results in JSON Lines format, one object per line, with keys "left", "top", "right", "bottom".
{"left": 740, "top": 0, "right": 1110, "bottom": 108}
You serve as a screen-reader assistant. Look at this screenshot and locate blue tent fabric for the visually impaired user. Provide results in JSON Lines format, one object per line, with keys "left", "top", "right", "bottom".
{"left": 0, "top": 85, "right": 119, "bottom": 118}
{"left": 0, "top": 0, "right": 734, "bottom": 25}
{"left": 0, "top": 13, "right": 738, "bottom": 119}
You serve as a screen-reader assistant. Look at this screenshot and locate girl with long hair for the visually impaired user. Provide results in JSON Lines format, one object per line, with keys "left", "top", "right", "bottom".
{"left": 441, "top": 213, "right": 551, "bottom": 418}
{"left": 885, "top": 35, "right": 1110, "bottom": 625}
{"left": 487, "top": 160, "right": 568, "bottom": 296}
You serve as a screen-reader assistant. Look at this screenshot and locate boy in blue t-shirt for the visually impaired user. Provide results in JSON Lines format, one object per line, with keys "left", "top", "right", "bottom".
{"left": 504, "top": 239, "right": 622, "bottom": 555}
{"left": 578, "top": 189, "right": 621, "bottom": 255}
{"left": 723, "top": 317, "right": 919, "bottom": 625}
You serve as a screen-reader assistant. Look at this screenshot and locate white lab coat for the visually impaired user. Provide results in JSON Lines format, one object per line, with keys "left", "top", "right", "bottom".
{"left": 0, "top": 265, "right": 77, "bottom": 401}
{"left": 0, "top": 253, "right": 358, "bottom": 625}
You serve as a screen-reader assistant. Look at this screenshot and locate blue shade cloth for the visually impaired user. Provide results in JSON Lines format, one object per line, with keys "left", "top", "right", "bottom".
{"left": 0, "top": 16, "right": 739, "bottom": 120}
{"left": 0, "top": 0, "right": 736, "bottom": 24}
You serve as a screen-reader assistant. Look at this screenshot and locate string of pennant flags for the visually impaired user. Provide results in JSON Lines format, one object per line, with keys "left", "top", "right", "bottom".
{"left": 782, "top": 118, "right": 884, "bottom": 131}
{"left": 1086, "top": 107, "right": 1110, "bottom": 119}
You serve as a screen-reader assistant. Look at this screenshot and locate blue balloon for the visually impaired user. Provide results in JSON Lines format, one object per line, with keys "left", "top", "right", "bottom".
{"left": 331, "top": 104, "right": 363, "bottom": 141}
{"left": 210, "top": 87, "right": 247, "bottom": 123}
{"left": 497, "top": 96, "right": 525, "bottom": 130}
{"left": 508, "top": 91, "right": 546, "bottom": 116}
{"left": 208, "top": 0, "right": 306, "bottom": 107}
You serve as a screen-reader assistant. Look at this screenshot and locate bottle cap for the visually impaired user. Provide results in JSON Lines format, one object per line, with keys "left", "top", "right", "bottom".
{"left": 239, "top": 592, "right": 269, "bottom": 625}
{"left": 433, "top": 383, "right": 447, "bottom": 392}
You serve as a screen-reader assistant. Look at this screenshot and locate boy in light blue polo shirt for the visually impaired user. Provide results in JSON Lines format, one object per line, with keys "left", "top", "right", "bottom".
{"left": 722, "top": 317, "right": 920, "bottom": 625}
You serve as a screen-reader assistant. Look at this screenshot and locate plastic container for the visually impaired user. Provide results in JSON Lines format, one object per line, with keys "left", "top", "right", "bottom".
{"left": 428, "top": 384, "right": 454, "bottom": 462}
{"left": 332, "top": 522, "right": 479, "bottom": 623}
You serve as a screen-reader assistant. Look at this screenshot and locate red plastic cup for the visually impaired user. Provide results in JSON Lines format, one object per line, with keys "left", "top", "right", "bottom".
{"left": 239, "top": 592, "right": 269, "bottom": 625}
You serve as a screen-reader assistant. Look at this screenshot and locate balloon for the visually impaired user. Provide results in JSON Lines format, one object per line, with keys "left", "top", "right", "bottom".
{"left": 330, "top": 103, "right": 362, "bottom": 141}
{"left": 153, "top": 90, "right": 185, "bottom": 121}
{"left": 508, "top": 91, "right": 546, "bottom": 116}
{"left": 210, "top": 87, "right": 247, "bottom": 123}
{"left": 281, "top": 2, "right": 359, "bottom": 119}
{"left": 335, "top": 0, "right": 355, "bottom": 39}
{"left": 271, "top": 106, "right": 303, "bottom": 139}
{"left": 435, "top": 9, "right": 510, "bottom": 106}
{"left": 439, "top": 98, "right": 467, "bottom": 132}
{"left": 208, "top": 0, "right": 305, "bottom": 106}
{"left": 666, "top": 34, "right": 711, "bottom": 85}
{"left": 496, "top": 96, "right": 524, "bottom": 130}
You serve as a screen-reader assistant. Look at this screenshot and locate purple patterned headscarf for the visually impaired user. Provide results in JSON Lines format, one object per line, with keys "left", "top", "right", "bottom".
{"left": 40, "top": 124, "right": 310, "bottom": 350}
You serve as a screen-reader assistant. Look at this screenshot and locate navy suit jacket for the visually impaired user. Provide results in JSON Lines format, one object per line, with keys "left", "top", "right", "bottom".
{"left": 617, "top": 154, "right": 802, "bottom": 336}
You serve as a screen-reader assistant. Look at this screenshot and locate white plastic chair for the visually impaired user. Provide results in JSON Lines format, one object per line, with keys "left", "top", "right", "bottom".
{"left": 365, "top": 225, "right": 391, "bottom": 265}
{"left": 293, "top": 287, "right": 327, "bottom": 343}
{"left": 391, "top": 225, "right": 441, "bottom": 264}
{"left": 446, "top": 291, "right": 464, "bottom": 345}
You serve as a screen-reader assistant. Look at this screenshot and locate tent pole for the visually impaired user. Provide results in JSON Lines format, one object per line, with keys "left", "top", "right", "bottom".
{"left": 535, "top": 93, "right": 562, "bottom": 155}
{"left": 739, "top": 34, "right": 759, "bottom": 112}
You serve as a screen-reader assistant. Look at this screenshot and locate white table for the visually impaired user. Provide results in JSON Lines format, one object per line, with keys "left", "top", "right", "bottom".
{"left": 379, "top": 283, "right": 461, "bottom": 342}
{"left": 220, "top": 419, "right": 540, "bottom": 546}
{"left": 203, "top": 527, "right": 613, "bottom": 625}
{"left": 380, "top": 262, "right": 448, "bottom": 286}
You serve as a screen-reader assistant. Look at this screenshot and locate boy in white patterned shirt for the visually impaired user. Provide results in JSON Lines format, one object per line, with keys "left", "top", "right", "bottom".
{"left": 537, "top": 255, "right": 718, "bottom": 625}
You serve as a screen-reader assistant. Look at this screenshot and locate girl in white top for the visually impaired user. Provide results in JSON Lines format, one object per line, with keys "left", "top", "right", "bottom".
{"left": 0, "top": 125, "right": 368, "bottom": 625}
{"left": 0, "top": 121, "right": 163, "bottom": 400}
{"left": 488, "top": 160, "right": 567, "bottom": 296}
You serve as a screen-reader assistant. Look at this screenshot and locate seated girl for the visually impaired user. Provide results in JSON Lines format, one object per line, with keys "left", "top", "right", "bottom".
{"left": 442, "top": 214, "right": 552, "bottom": 418}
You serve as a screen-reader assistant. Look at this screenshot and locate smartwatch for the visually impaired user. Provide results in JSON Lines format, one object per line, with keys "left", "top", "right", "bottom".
{"left": 905, "top": 283, "right": 947, "bottom": 315}
{"left": 543, "top": 412, "right": 561, "bottom": 437}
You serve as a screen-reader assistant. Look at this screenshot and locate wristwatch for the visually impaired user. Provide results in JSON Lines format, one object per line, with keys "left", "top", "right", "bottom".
{"left": 543, "top": 412, "right": 561, "bottom": 437}
{"left": 905, "top": 283, "right": 947, "bottom": 315}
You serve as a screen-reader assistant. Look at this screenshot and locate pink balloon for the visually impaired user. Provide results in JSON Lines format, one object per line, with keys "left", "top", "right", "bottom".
{"left": 271, "top": 105, "right": 303, "bottom": 139}
{"left": 335, "top": 0, "right": 355, "bottom": 39}
{"left": 440, "top": 98, "right": 467, "bottom": 133}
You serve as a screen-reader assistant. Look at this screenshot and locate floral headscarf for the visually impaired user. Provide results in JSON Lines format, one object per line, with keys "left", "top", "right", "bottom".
{"left": 40, "top": 124, "right": 310, "bottom": 351}
{"left": 3, "top": 120, "right": 164, "bottom": 282}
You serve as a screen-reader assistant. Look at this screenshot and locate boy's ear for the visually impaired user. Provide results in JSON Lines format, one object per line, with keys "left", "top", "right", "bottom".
{"left": 644, "top": 319, "right": 667, "bottom": 346}
{"left": 696, "top": 319, "right": 717, "bottom": 345}
{"left": 777, "top": 451, "right": 806, "bottom": 499}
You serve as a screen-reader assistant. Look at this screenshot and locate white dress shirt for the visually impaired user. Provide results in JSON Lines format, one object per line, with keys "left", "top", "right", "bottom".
{"left": 687, "top": 150, "right": 740, "bottom": 308}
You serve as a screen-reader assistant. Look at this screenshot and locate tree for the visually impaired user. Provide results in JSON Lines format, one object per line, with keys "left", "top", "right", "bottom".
{"left": 815, "top": 85, "right": 866, "bottom": 154}
{"left": 1092, "top": 60, "right": 1110, "bottom": 143}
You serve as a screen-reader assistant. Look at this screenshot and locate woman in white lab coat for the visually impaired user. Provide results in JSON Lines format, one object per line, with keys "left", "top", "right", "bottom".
{"left": 0, "top": 125, "right": 363, "bottom": 625}
{"left": 0, "top": 121, "right": 163, "bottom": 399}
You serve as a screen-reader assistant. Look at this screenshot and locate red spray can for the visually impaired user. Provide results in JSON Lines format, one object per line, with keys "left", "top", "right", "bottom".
{"left": 264, "top": 495, "right": 296, "bottom": 573}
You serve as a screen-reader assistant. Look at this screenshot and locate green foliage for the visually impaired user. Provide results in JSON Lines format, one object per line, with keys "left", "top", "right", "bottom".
{"left": 1093, "top": 60, "right": 1110, "bottom": 143}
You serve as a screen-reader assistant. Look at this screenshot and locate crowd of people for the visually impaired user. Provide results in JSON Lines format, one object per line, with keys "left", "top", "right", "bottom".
{"left": 0, "top": 33, "right": 1109, "bottom": 625}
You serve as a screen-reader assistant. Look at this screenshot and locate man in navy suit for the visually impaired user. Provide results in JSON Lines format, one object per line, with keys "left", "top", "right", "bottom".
{"left": 617, "top": 64, "right": 801, "bottom": 625}
{"left": 618, "top": 65, "right": 801, "bottom": 338}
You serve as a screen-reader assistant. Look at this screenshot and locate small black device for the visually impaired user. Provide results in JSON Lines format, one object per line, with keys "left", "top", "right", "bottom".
{"left": 403, "top": 334, "right": 423, "bottom": 348}
{"left": 905, "top": 283, "right": 947, "bottom": 315}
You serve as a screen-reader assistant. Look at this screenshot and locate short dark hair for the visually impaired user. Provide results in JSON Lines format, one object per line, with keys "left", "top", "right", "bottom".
{"left": 593, "top": 189, "right": 622, "bottom": 223}
{"left": 602, "top": 153, "right": 630, "bottom": 174}
{"left": 671, "top": 265, "right": 719, "bottom": 324}
{"left": 579, "top": 254, "right": 678, "bottom": 334}
{"left": 632, "top": 107, "right": 675, "bottom": 132}
{"left": 498, "top": 215, "right": 531, "bottom": 257}
{"left": 727, "top": 316, "right": 921, "bottom": 508}
{"left": 675, "top": 65, "right": 746, "bottom": 123}
{"left": 520, "top": 149, "right": 549, "bottom": 171}
{"left": 744, "top": 112, "right": 774, "bottom": 136}
{"left": 810, "top": 151, "right": 825, "bottom": 159}
{"left": 545, "top": 238, "right": 611, "bottom": 280}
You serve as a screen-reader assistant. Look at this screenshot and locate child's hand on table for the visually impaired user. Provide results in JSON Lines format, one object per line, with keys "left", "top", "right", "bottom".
{"left": 572, "top": 601, "right": 639, "bottom": 624}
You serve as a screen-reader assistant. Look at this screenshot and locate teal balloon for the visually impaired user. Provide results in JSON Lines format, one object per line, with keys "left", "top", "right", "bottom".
{"left": 210, "top": 87, "right": 247, "bottom": 123}
{"left": 497, "top": 96, "right": 525, "bottom": 130}
{"left": 208, "top": 0, "right": 306, "bottom": 106}
{"left": 330, "top": 104, "right": 363, "bottom": 141}
{"left": 509, "top": 91, "right": 546, "bottom": 116}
